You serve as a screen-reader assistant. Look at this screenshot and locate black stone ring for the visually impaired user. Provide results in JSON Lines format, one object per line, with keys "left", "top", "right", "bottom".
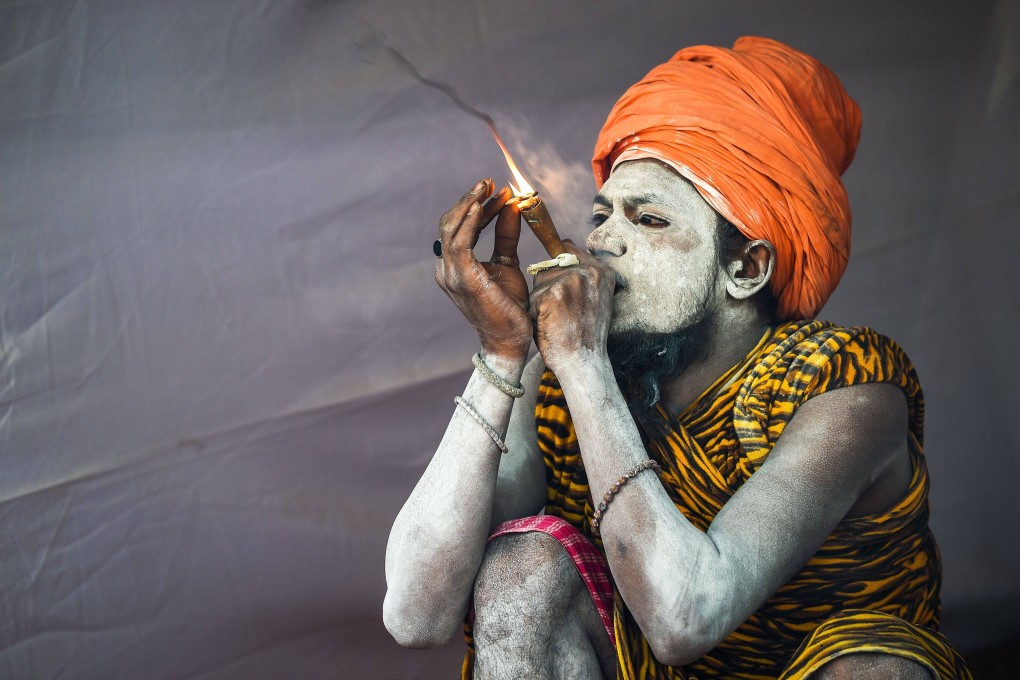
{"left": 433, "top": 238, "right": 443, "bottom": 257}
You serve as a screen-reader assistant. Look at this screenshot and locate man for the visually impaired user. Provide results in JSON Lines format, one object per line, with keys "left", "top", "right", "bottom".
{"left": 383, "top": 37, "right": 971, "bottom": 679}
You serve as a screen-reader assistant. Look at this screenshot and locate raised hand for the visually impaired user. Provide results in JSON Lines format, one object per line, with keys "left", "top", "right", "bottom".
{"left": 435, "top": 179, "right": 532, "bottom": 364}
{"left": 528, "top": 240, "right": 617, "bottom": 374}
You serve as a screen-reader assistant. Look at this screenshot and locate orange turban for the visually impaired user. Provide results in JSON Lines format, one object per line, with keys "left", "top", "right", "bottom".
{"left": 592, "top": 36, "right": 861, "bottom": 320}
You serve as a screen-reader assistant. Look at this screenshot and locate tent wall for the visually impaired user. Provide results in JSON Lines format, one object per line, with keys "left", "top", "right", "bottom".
{"left": 1, "top": 1, "right": 1017, "bottom": 677}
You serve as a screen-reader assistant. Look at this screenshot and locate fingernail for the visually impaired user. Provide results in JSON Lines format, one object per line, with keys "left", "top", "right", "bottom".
{"left": 470, "top": 179, "right": 488, "bottom": 195}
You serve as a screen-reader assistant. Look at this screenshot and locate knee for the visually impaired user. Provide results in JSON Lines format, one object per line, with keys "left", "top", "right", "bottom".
{"left": 473, "top": 531, "right": 581, "bottom": 626}
{"left": 812, "top": 653, "right": 933, "bottom": 680}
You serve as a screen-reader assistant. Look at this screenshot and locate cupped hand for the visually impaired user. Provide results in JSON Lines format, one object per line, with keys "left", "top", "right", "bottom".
{"left": 435, "top": 179, "right": 532, "bottom": 363}
{"left": 528, "top": 240, "right": 618, "bottom": 373}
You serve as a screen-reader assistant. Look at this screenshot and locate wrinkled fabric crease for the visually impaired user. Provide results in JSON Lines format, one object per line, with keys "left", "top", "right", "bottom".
{"left": 1, "top": 1, "right": 1017, "bottom": 678}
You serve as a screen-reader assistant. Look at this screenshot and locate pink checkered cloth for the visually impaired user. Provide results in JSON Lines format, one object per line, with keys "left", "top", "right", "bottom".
{"left": 489, "top": 515, "right": 616, "bottom": 645}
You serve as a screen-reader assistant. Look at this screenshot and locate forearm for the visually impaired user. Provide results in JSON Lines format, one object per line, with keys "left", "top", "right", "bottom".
{"left": 556, "top": 351, "right": 730, "bottom": 662}
{"left": 383, "top": 354, "right": 524, "bottom": 646}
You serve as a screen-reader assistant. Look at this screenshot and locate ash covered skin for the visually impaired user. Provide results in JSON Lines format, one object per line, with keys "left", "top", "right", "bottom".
{"left": 530, "top": 160, "right": 914, "bottom": 668}
{"left": 387, "top": 159, "right": 919, "bottom": 677}
{"left": 590, "top": 160, "right": 727, "bottom": 420}
{"left": 589, "top": 161, "right": 725, "bottom": 338}
{"left": 519, "top": 158, "right": 774, "bottom": 663}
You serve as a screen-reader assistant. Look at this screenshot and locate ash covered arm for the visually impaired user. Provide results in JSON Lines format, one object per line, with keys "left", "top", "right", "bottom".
{"left": 383, "top": 180, "right": 545, "bottom": 648}
{"left": 528, "top": 239, "right": 907, "bottom": 665}
{"left": 557, "top": 354, "right": 907, "bottom": 664}
{"left": 383, "top": 354, "right": 546, "bottom": 648}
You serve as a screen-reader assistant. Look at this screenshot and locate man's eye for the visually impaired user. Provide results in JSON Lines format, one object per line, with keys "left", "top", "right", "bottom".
{"left": 638, "top": 213, "right": 669, "bottom": 227}
{"left": 589, "top": 213, "right": 609, "bottom": 227}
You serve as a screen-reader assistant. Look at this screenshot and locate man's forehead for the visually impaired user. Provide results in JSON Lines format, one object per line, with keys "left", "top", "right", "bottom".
{"left": 594, "top": 160, "right": 703, "bottom": 208}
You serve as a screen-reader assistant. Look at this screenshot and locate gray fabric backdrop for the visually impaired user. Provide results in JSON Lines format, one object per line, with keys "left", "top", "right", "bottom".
{"left": 2, "top": 0, "right": 1018, "bottom": 678}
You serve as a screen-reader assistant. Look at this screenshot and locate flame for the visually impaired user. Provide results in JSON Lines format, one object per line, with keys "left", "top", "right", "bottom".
{"left": 490, "top": 128, "right": 535, "bottom": 196}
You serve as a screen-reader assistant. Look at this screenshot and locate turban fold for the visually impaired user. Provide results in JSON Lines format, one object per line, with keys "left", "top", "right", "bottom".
{"left": 592, "top": 36, "right": 861, "bottom": 320}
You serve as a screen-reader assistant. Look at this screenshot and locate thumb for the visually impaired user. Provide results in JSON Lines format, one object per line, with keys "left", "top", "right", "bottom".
{"left": 559, "top": 239, "right": 590, "bottom": 261}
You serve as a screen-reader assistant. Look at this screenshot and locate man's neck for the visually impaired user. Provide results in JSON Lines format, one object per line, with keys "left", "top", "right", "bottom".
{"left": 659, "top": 311, "right": 773, "bottom": 417}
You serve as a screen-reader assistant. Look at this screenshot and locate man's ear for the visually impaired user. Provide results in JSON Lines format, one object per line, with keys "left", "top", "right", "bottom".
{"left": 725, "top": 239, "right": 776, "bottom": 300}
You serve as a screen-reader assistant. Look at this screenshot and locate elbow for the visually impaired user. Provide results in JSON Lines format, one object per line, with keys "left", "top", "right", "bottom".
{"left": 384, "top": 619, "right": 451, "bottom": 649}
{"left": 382, "top": 591, "right": 459, "bottom": 649}
{"left": 641, "top": 594, "right": 729, "bottom": 666}
{"left": 645, "top": 626, "right": 717, "bottom": 668}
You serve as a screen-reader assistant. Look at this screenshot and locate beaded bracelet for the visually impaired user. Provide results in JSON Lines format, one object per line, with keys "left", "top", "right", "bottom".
{"left": 590, "top": 460, "right": 662, "bottom": 536}
{"left": 454, "top": 396, "right": 509, "bottom": 454}
{"left": 472, "top": 352, "right": 525, "bottom": 398}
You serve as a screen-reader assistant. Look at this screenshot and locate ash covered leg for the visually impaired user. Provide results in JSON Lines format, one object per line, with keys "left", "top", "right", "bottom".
{"left": 472, "top": 531, "right": 616, "bottom": 680}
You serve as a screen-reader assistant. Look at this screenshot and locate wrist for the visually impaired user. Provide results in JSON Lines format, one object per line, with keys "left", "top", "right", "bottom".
{"left": 549, "top": 348, "right": 614, "bottom": 390}
{"left": 477, "top": 350, "right": 527, "bottom": 385}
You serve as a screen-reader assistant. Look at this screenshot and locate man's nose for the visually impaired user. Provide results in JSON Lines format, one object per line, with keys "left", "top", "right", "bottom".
{"left": 586, "top": 223, "right": 627, "bottom": 258}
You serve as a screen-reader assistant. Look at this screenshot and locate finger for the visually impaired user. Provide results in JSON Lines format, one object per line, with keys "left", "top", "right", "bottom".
{"left": 480, "top": 186, "right": 513, "bottom": 226}
{"left": 434, "top": 254, "right": 446, "bottom": 288}
{"left": 439, "top": 180, "right": 495, "bottom": 280}
{"left": 560, "top": 238, "right": 607, "bottom": 272}
{"left": 528, "top": 298, "right": 540, "bottom": 325}
{"left": 490, "top": 200, "right": 522, "bottom": 264}
{"left": 462, "top": 186, "right": 513, "bottom": 254}
{"left": 551, "top": 239, "right": 618, "bottom": 294}
{"left": 439, "top": 178, "right": 493, "bottom": 242}
{"left": 447, "top": 200, "right": 487, "bottom": 264}
{"left": 559, "top": 238, "right": 588, "bottom": 259}
{"left": 527, "top": 285, "right": 560, "bottom": 325}
{"left": 528, "top": 265, "right": 571, "bottom": 297}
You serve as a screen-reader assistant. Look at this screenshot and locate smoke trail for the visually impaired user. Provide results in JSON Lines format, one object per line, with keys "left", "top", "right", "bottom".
{"left": 350, "top": 20, "right": 595, "bottom": 241}
{"left": 352, "top": 21, "right": 535, "bottom": 181}
{"left": 382, "top": 46, "right": 497, "bottom": 131}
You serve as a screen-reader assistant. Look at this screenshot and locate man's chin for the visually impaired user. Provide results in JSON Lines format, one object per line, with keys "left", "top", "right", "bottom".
{"left": 608, "top": 319, "right": 674, "bottom": 337}
{"left": 606, "top": 311, "right": 712, "bottom": 413}
{"left": 608, "top": 305, "right": 700, "bottom": 337}
{"left": 608, "top": 313, "right": 660, "bottom": 336}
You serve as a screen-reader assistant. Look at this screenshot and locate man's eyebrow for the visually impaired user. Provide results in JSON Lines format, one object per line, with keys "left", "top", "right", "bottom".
{"left": 592, "top": 193, "right": 668, "bottom": 209}
{"left": 630, "top": 194, "right": 665, "bottom": 206}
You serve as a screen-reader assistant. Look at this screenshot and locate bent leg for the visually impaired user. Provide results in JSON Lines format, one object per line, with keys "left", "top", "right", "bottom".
{"left": 811, "top": 652, "right": 932, "bottom": 679}
{"left": 779, "top": 609, "right": 972, "bottom": 680}
{"left": 472, "top": 531, "right": 616, "bottom": 680}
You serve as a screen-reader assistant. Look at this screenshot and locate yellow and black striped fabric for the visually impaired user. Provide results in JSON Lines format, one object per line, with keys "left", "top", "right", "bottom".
{"left": 538, "top": 320, "right": 971, "bottom": 679}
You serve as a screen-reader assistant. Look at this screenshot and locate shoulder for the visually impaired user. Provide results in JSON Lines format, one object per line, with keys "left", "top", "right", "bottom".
{"left": 735, "top": 321, "right": 923, "bottom": 470}
{"left": 751, "top": 321, "right": 916, "bottom": 391}
{"left": 742, "top": 320, "right": 920, "bottom": 403}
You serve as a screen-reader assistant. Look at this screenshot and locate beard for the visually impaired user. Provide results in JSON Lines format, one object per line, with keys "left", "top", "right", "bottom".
{"left": 606, "top": 306, "right": 713, "bottom": 429}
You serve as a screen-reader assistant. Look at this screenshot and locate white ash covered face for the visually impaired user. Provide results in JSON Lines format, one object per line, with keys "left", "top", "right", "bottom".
{"left": 586, "top": 160, "right": 729, "bottom": 336}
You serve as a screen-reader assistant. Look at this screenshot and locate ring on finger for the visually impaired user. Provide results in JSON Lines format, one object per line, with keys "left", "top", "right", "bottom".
{"left": 433, "top": 239, "right": 443, "bottom": 257}
{"left": 489, "top": 255, "right": 520, "bottom": 267}
{"left": 526, "top": 253, "right": 579, "bottom": 275}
